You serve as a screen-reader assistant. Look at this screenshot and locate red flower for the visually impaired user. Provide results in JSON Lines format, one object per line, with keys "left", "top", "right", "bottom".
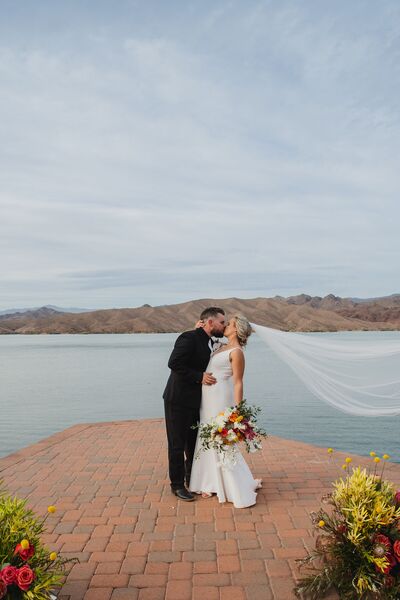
{"left": 220, "top": 428, "right": 228, "bottom": 437}
{"left": 14, "top": 542, "right": 35, "bottom": 561}
{"left": 244, "top": 428, "right": 256, "bottom": 440}
{"left": 0, "top": 581, "right": 7, "bottom": 600}
{"left": 373, "top": 534, "right": 391, "bottom": 551}
{"left": 372, "top": 534, "right": 396, "bottom": 574}
{"left": 395, "top": 490, "right": 400, "bottom": 506}
{"left": 387, "top": 554, "right": 397, "bottom": 573}
{"left": 0, "top": 565, "right": 18, "bottom": 585}
{"left": 384, "top": 574, "right": 396, "bottom": 588}
{"left": 376, "top": 553, "right": 397, "bottom": 575}
{"left": 393, "top": 540, "right": 400, "bottom": 560}
{"left": 16, "top": 566, "right": 35, "bottom": 591}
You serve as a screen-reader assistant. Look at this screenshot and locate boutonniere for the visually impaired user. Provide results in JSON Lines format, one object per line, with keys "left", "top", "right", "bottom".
{"left": 211, "top": 339, "right": 224, "bottom": 352}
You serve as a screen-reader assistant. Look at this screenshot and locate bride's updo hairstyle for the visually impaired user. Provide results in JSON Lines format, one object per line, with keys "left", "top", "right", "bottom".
{"left": 233, "top": 314, "right": 252, "bottom": 347}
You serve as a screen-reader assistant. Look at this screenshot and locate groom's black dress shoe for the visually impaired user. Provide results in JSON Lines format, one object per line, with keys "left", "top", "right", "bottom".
{"left": 172, "top": 487, "right": 195, "bottom": 502}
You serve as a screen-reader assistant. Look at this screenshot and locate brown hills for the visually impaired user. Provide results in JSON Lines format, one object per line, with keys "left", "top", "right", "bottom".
{"left": 1, "top": 294, "right": 400, "bottom": 334}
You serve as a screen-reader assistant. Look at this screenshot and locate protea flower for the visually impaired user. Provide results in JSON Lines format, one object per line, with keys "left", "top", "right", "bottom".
{"left": 372, "top": 534, "right": 392, "bottom": 558}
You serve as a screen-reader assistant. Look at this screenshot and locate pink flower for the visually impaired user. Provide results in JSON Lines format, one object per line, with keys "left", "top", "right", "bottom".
{"left": 0, "top": 581, "right": 7, "bottom": 600}
{"left": 14, "top": 542, "right": 35, "bottom": 561}
{"left": 0, "top": 565, "right": 18, "bottom": 585}
{"left": 16, "top": 566, "right": 35, "bottom": 591}
{"left": 393, "top": 540, "right": 400, "bottom": 560}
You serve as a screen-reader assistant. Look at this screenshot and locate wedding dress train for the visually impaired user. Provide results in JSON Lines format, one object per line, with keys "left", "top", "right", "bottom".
{"left": 189, "top": 347, "right": 258, "bottom": 508}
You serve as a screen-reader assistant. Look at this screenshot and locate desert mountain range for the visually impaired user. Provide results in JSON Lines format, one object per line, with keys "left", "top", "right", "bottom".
{"left": 1, "top": 294, "right": 400, "bottom": 334}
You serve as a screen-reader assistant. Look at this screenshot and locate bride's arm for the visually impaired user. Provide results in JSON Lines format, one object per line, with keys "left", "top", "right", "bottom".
{"left": 231, "top": 349, "right": 245, "bottom": 406}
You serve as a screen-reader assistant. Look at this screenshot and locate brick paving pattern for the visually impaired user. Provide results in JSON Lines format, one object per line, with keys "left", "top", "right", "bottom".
{"left": 1, "top": 419, "right": 399, "bottom": 600}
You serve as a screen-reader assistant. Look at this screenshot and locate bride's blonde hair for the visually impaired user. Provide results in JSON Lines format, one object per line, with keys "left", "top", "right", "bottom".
{"left": 233, "top": 314, "right": 252, "bottom": 347}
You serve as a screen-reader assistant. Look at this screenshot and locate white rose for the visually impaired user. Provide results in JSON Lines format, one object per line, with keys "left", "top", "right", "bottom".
{"left": 215, "top": 415, "right": 226, "bottom": 428}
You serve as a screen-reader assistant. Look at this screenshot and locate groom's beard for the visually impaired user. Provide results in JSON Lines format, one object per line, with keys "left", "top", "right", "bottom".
{"left": 211, "top": 329, "right": 225, "bottom": 338}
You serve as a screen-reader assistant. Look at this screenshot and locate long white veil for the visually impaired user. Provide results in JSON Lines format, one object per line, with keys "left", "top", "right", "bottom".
{"left": 251, "top": 324, "right": 400, "bottom": 417}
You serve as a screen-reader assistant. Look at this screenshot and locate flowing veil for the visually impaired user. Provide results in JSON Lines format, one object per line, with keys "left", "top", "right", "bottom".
{"left": 251, "top": 324, "right": 400, "bottom": 417}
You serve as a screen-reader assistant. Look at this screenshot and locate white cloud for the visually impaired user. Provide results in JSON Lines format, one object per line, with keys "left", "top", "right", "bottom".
{"left": 0, "top": 1, "right": 399, "bottom": 308}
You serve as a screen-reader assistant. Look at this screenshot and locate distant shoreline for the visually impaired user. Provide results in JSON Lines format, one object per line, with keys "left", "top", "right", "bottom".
{"left": 1, "top": 294, "right": 400, "bottom": 334}
{"left": 2, "top": 328, "right": 400, "bottom": 336}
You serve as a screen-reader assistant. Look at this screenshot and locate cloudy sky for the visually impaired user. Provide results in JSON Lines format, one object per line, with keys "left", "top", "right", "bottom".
{"left": 1, "top": 1, "right": 399, "bottom": 310}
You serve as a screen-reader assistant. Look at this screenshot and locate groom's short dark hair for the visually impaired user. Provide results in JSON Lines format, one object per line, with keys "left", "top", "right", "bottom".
{"left": 200, "top": 307, "right": 225, "bottom": 320}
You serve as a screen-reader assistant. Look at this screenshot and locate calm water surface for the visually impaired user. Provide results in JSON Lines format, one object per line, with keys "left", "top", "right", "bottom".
{"left": 0, "top": 332, "right": 399, "bottom": 460}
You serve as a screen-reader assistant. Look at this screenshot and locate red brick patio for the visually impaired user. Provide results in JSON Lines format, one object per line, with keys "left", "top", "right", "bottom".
{"left": 1, "top": 419, "right": 399, "bottom": 600}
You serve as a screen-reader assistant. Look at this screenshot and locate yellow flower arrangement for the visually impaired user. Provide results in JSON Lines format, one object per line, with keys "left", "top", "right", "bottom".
{"left": 0, "top": 484, "right": 75, "bottom": 599}
{"left": 296, "top": 462, "right": 400, "bottom": 599}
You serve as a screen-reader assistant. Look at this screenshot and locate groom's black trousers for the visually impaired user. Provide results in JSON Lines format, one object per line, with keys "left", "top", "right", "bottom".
{"left": 163, "top": 328, "right": 211, "bottom": 490}
{"left": 164, "top": 400, "right": 199, "bottom": 490}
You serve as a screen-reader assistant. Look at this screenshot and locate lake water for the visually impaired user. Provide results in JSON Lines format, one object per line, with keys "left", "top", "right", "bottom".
{"left": 0, "top": 332, "right": 399, "bottom": 461}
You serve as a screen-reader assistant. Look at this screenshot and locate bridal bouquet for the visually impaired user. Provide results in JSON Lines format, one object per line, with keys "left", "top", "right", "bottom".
{"left": 194, "top": 400, "right": 267, "bottom": 467}
{"left": 0, "top": 481, "right": 73, "bottom": 600}
{"left": 295, "top": 459, "right": 400, "bottom": 599}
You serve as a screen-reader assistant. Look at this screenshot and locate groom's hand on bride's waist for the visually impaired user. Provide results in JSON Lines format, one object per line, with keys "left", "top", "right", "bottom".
{"left": 202, "top": 372, "right": 217, "bottom": 386}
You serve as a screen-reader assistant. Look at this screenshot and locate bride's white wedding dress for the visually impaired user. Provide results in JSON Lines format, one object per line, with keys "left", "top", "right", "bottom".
{"left": 189, "top": 347, "right": 258, "bottom": 508}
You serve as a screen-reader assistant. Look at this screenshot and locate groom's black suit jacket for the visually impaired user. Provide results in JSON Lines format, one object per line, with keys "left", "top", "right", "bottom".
{"left": 163, "top": 328, "right": 212, "bottom": 410}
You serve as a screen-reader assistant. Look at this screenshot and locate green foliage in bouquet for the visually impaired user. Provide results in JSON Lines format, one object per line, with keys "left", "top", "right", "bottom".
{"left": 0, "top": 481, "right": 73, "bottom": 599}
{"left": 295, "top": 466, "right": 400, "bottom": 599}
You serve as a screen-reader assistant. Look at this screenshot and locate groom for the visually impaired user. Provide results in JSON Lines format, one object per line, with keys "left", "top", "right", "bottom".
{"left": 163, "top": 307, "right": 226, "bottom": 501}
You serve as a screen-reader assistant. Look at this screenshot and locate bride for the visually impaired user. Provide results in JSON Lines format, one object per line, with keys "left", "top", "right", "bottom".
{"left": 189, "top": 314, "right": 262, "bottom": 508}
